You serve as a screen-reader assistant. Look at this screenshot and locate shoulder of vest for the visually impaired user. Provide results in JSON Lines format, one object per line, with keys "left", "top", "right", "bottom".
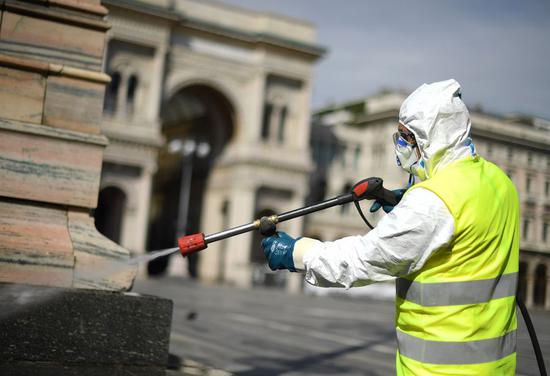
{"left": 411, "top": 157, "right": 484, "bottom": 190}
{"left": 407, "top": 158, "right": 482, "bottom": 219}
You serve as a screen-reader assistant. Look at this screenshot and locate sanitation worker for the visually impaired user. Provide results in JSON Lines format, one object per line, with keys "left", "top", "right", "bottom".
{"left": 261, "top": 79, "right": 519, "bottom": 375}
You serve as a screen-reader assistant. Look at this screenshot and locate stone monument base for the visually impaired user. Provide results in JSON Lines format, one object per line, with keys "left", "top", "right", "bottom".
{"left": 0, "top": 283, "right": 173, "bottom": 376}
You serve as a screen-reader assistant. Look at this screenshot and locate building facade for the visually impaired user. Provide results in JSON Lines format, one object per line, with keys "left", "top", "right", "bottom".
{"left": 309, "top": 91, "right": 550, "bottom": 309}
{"left": 95, "top": 0, "right": 324, "bottom": 291}
{"left": 94, "top": 1, "right": 549, "bottom": 307}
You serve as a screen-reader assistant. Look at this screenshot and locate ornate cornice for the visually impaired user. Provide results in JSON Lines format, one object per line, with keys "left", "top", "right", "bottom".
{"left": 0, "top": 54, "right": 111, "bottom": 83}
{"left": 3, "top": 0, "right": 110, "bottom": 31}
{"left": 102, "top": 0, "right": 326, "bottom": 59}
{"left": 180, "top": 16, "right": 326, "bottom": 59}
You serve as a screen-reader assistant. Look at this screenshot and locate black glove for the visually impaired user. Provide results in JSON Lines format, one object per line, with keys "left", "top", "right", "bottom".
{"left": 369, "top": 189, "right": 407, "bottom": 213}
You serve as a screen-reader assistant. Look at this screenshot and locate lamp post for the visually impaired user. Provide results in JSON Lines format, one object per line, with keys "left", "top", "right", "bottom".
{"left": 167, "top": 138, "right": 210, "bottom": 276}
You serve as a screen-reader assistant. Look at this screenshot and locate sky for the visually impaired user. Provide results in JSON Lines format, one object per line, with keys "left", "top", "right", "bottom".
{"left": 220, "top": 0, "right": 550, "bottom": 119}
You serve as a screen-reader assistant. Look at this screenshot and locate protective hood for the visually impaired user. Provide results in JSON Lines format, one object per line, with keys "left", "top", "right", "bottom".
{"left": 399, "top": 79, "right": 476, "bottom": 179}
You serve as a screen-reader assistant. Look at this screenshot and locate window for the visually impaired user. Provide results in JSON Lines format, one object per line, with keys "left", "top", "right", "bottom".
{"left": 487, "top": 142, "right": 493, "bottom": 158}
{"left": 507, "top": 147, "right": 513, "bottom": 160}
{"left": 353, "top": 145, "right": 361, "bottom": 169}
{"left": 261, "top": 103, "right": 272, "bottom": 140}
{"left": 126, "top": 74, "right": 138, "bottom": 114}
{"left": 103, "top": 71, "right": 120, "bottom": 114}
{"left": 527, "top": 152, "right": 533, "bottom": 166}
{"left": 340, "top": 145, "right": 347, "bottom": 168}
{"left": 543, "top": 222, "right": 549, "bottom": 243}
{"left": 278, "top": 106, "right": 287, "bottom": 143}
{"left": 523, "top": 219, "right": 530, "bottom": 240}
{"left": 545, "top": 181, "right": 549, "bottom": 196}
{"left": 526, "top": 176, "right": 532, "bottom": 193}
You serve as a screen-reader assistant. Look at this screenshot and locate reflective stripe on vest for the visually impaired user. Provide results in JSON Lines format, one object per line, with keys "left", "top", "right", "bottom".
{"left": 396, "top": 272, "right": 518, "bottom": 306}
{"left": 397, "top": 329, "right": 516, "bottom": 365}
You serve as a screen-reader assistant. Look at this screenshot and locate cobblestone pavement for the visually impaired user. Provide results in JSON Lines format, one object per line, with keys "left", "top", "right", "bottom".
{"left": 135, "top": 276, "right": 550, "bottom": 376}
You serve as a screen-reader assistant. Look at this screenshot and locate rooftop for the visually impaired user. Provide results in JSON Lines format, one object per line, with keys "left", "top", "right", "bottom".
{"left": 314, "top": 90, "right": 550, "bottom": 132}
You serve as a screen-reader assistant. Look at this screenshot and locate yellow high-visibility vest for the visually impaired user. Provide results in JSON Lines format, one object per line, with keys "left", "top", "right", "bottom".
{"left": 396, "top": 156, "right": 519, "bottom": 375}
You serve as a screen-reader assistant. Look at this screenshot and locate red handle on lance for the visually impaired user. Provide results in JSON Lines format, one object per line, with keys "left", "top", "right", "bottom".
{"left": 178, "top": 233, "right": 207, "bottom": 257}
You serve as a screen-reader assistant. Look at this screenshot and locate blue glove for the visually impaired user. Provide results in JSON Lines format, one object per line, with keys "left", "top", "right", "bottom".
{"left": 261, "top": 232, "right": 297, "bottom": 272}
{"left": 369, "top": 189, "right": 407, "bottom": 213}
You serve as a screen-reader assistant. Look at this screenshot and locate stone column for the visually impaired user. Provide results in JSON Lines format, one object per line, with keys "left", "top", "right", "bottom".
{"left": 0, "top": 0, "right": 134, "bottom": 290}
{"left": 147, "top": 45, "right": 167, "bottom": 122}
{"left": 285, "top": 193, "right": 306, "bottom": 295}
{"left": 197, "top": 186, "right": 227, "bottom": 282}
{"left": 223, "top": 184, "right": 256, "bottom": 288}
{"left": 545, "top": 263, "right": 550, "bottom": 310}
{"left": 295, "top": 80, "right": 313, "bottom": 149}
{"left": 134, "top": 165, "right": 156, "bottom": 278}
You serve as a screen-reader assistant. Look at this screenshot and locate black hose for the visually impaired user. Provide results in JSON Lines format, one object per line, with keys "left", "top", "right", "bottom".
{"left": 353, "top": 201, "right": 374, "bottom": 229}
{"left": 517, "top": 298, "right": 547, "bottom": 376}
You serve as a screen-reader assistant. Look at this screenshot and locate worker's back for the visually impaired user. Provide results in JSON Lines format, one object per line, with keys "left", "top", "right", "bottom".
{"left": 395, "top": 156, "right": 519, "bottom": 375}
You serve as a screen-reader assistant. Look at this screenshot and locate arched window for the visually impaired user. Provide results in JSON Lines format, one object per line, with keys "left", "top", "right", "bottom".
{"left": 103, "top": 71, "right": 120, "bottom": 114}
{"left": 94, "top": 186, "right": 127, "bottom": 244}
{"left": 127, "top": 74, "right": 139, "bottom": 115}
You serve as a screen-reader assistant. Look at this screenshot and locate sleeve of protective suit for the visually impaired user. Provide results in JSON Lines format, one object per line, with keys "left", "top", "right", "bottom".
{"left": 293, "top": 188, "right": 455, "bottom": 288}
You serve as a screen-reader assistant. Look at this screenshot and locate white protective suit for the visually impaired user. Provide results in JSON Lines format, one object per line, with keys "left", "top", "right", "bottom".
{"left": 293, "top": 79, "right": 477, "bottom": 288}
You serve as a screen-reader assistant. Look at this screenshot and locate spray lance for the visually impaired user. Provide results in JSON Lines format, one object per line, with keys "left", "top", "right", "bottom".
{"left": 169, "top": 176, "right": 397, "bottom": 258}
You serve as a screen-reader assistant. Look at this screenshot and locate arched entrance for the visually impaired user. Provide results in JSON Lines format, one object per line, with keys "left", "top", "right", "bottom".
{"left": 534, "top": 264, "right": 547, "bottom": 307}
{"left": 147, "top": 84, "right": 234, "bottom": 276}
{"left": 94, "top": 186, "right": 127, "bottom": 244}
{"left": 518, "top": 261, "right": 528, "bottom": 302}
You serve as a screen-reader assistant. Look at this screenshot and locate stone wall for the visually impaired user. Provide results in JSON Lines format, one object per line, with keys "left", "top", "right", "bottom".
{"left": 0, "top": 0, "right": 135, "bottom": 290}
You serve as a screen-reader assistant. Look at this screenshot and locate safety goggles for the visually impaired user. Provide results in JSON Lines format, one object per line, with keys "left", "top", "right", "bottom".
{"left": 393, "top": 124, "right": 416, "bottom": 146}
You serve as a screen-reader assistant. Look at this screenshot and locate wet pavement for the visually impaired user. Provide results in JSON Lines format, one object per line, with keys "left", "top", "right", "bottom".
{"left": 135, "top": 276, "right": 550, "bottom": 376}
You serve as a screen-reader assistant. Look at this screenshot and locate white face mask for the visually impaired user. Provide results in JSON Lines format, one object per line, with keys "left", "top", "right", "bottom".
{"left": 395, "top": 137, "right": 426, "bottom": 180}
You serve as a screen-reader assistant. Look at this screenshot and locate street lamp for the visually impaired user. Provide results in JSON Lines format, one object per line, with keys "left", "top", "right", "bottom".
{"left": 167, "top": 138, "right": 210, "bottom": 276}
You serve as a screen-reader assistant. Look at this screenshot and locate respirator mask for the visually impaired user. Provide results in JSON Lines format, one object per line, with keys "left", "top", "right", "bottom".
{"left": 393, "top": 127, "right": 426, "bottom": 181}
